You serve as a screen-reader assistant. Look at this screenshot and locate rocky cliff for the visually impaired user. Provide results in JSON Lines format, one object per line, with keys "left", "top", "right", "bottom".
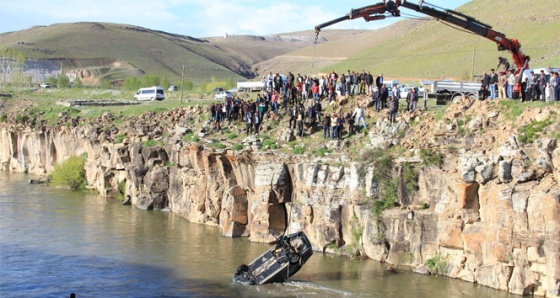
{"left": 1, "top": 101, "right": 559, "bottom": 297}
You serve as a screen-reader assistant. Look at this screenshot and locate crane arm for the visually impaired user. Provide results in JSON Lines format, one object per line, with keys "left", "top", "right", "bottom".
{"left": 398, "top": 0, "right": 529, "bottom": 73}
{"left": 315, "top": 2, "right": 400, "bottom": 33}
{"left": 314, "top": 0, "right": 530, "bottom": 92}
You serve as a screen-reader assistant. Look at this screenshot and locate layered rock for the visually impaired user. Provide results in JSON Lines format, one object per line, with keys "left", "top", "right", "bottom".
{"left": 1, "top": 113, "right": 559, "bottom": 297}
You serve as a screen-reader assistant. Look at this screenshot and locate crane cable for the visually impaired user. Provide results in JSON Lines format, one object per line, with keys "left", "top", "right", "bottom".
{"left": 310, "top": 30, "right": 320, "bottom": 78}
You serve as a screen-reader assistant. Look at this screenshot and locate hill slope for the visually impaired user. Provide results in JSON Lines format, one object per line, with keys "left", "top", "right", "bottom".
{"left": 0, "top": 22, "right": 334, "bottom": 83}
{"left": 258, "top": 0, "right": 560, "bottom": 82}
{"left": 1, "top": 0, "right": 558, "bottom": 85}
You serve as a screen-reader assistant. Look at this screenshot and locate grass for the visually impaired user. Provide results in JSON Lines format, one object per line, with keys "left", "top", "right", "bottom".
{"left": 183, "top": 133, "right": 200, "bottom": 143}
{"left": 293, "top": 146, "right": 305, "bottom": 155}
{"left": 518, "top": 120, "right": 553, "bottom": 144}
{"left": 212, "top": 141, "right": 226, "bottom": 149}
{"left": 114, "top": 133, "right": 126, "bottom": 144}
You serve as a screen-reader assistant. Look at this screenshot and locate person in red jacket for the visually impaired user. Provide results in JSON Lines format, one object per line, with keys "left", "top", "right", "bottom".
{"left": 311, "top": 81, "right": 320, "bottom": 104}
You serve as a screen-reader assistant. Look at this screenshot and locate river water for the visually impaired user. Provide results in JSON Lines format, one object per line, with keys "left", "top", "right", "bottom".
{"left": 0, "top": 172, "right": 509, "bottom": 297}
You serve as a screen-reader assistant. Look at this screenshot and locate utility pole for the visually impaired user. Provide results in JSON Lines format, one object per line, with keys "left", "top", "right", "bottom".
{"left": 471, "top": 46, "right": 476, "bottom": 81}
{"left": 180, "top": 64, "right": 185, "bottom": 103}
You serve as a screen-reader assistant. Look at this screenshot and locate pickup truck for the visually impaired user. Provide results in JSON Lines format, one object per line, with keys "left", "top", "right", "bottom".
{"left": 432, "top": 81, "right": 481, "bottom": 104}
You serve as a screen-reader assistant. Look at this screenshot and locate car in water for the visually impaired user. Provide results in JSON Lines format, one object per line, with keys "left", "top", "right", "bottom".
{"left": 214, "top": 91, "right": 233, "bottom": 100}
{"left": 233, "top": 231, "right": 313, "bottom": 285}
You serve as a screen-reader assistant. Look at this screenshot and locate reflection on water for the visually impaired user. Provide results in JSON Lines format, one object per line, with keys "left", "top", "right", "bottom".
{"left": 0, "top": 172, "right": 507, "bottom": 297}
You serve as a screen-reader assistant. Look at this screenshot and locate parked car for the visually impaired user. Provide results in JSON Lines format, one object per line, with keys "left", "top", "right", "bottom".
{"left": 213, "top": 87, "right": 224, "bottom": 92}
{"left": 214, "top": 91, "right": 233, "bottom": 100}
{"left": 168, "top": 85, "right": 178, "bottom": 91}
{"left": 399, "top": 86, "right": 419, "bottom": 99}
{"left": 40, "top": 83, "right": 50, "bottom": 88}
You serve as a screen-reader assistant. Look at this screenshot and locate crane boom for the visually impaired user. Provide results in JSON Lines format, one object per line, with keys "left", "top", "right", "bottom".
{"left": 314, "top": 0, "right": 530, "bottom": 96}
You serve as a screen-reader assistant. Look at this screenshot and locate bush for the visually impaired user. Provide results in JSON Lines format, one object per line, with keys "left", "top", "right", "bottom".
{"left": 293, "top": 146, "right": 305, "bottom": 155}
{"left": 262, "top": 139, "right": 276, "bottom": 149}
{"left": 232, "top": 144, "right": 244, "bottom": 151}
{"left": 518, "top": 120, "right": 552, "bottom": 144}
{"left": 182, "top": 133, "right": 199, "bottom": 142}
{"left": 420, "top": 148, "right": 443, "bottom": 168}
{"left": 50, "top": 155, "right": 87, "bottom": 191}
{"left": 426, "top": 254, "right": 447, "bottom": 275}
{"left": 314, "top": 147, "right": 330, "bottom": 157}
{"left": 142, "top": 139, "right": 158, "bottom": 147}
{"left": 114, "top": 134, "right": 126, "bottom": 144}
{"left": 227, "top": 133, "right": 238, "bottom": 140}
{"left": 212, "top": 142, "right": 226, "bottom": 149}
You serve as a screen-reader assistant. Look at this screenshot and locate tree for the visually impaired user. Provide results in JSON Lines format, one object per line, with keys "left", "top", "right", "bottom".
{"left": 47, "top": 76, "right": 57, "bottom": 87}
{"left": 57, "top": 74, "right": 70, "bottom": 88}
{"left": 160, "top": 74, "right": 169, "bottom": 89}
{"left": 142, "top": 74, "right": 160, "bottom": 87}
{"left": 73, "top": 76, "right": 83, "bottom": 88}
{"left": 123, "top": 76, "right": 141, "bottom": 90}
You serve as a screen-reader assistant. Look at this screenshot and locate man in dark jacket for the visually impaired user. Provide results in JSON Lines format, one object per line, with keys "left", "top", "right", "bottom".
{"left": 366, "top": 71, "right": 374, "bottom": 96}
{"left": 489, "top": 69, "right": 498, "bottom": 99}
{"left": 375, "top": 74, "right": 384, "bottom": 91}
{"left": 480, "top": 71, "right": 490, "bottom": 100}
{"left": 407, "top": 88, "right": 418, "bottom": 112}
{"left": 537, "top": 70, "right": 547, "bottom": 101}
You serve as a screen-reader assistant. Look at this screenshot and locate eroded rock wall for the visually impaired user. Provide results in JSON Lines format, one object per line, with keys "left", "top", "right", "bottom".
{"left": 1, "top": 124, "right": 558, "bottom": 297}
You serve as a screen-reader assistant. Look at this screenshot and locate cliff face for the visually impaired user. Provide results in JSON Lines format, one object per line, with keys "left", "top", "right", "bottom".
{"left": 1, "top": 106, "right": 559, "bottom": 297}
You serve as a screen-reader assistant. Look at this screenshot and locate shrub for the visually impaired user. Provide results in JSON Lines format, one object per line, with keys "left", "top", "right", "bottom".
{"left": 420, "top": 148, "right": 443, "bottom": 168}
{"left": 227, "top": 133, "right": 238, "bottom": 140}
{"left": 232, "top": 144, "right": 244, "bottom": 151}
{"left": 118, "top": 180, "right": 126, "bottom": 200}
{"left": 518, "top": 120, "right": 552, "bottom": 144}
{"left": 15, "top": 114, "right": 29, "bottom": 124}
{"left": 50, "top": 155, "right": 87, "bottom": 191}
{"left": 314, "top": 147, "right": 330, "bottom": 157}
{"left": 142, "top": 139, "right": 158, "bottom": 147}
{"left": 293, "top": 146, "right": 305, "bottom": 155}
{"left": 183, "top": 133, "right": 199, "bottom": 142}
{"left": 402, "top": 163, "right": 419, "bottom": 197}
{"left": 262, "top": 139, "right": 278, "bottom": 149}
{"left": 114, "top": 134, "right": 126, "bottom": 144}
{"left": 372, "top": 178, "right": 398, "bottom": 216}
{"left": 212, "top": 142, "right": 226, "bottom": 149}
{"left": 426, "top": 254, "right": 447, "bottom": 275}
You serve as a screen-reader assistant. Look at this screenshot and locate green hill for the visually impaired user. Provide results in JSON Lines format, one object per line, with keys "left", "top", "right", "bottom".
{"left": 261, "top": 0, "right": 560, "bottom": 83}
{"left": 1, "top": 0, "right": 558, "bottom": 85}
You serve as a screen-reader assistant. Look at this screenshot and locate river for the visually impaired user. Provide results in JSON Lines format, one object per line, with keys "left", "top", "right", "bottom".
{"left": 0, "top": 172, "right": 509, "bottom": 297}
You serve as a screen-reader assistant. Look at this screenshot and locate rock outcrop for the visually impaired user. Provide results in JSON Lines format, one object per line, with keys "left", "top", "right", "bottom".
{"left": 1, "top": 102, "right": 559, "bottom": 297}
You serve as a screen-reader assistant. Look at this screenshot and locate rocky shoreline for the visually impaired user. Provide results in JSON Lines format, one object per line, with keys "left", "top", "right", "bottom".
{"left": 1, "top": 99, "right": 559, "bottom": 297}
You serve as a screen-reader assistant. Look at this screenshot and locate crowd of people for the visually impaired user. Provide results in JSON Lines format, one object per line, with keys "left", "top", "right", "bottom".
{"left": 208, "top": 69, "right": 423, "bottom": 140}
{"left": 479, "top": 57, "right": 560, "bottom": 102}
{"left": 207, "top": 58, "right": 559, "bottom": 140}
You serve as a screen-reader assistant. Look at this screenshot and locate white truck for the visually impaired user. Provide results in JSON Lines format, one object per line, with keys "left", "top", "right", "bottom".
{"left": 237, "top": 81, "right": 264, "bottom": 92}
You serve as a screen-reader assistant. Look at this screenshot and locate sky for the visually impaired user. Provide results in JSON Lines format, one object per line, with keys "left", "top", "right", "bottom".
{"left": 1, "top": 0, "right": 470, "bottom": 37}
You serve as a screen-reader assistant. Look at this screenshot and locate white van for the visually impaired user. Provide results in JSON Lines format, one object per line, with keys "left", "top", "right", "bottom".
{"left": 134, "top": 86, "right": 165, "bottom": 101}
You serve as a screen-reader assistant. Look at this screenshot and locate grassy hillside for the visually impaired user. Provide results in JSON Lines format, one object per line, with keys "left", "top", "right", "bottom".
{"left": 0, "top": 23, "right": 323, "bottom": 83}
{"left": 260, "top": 0, "right": 560, "bottom": 83}
{"left": 1, "top": 0, "right": 558, "bottom": 85}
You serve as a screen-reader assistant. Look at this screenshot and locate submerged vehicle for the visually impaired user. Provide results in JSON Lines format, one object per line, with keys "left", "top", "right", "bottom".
{"left": 233, "top": 231, "right": 313, "bottom": 285}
